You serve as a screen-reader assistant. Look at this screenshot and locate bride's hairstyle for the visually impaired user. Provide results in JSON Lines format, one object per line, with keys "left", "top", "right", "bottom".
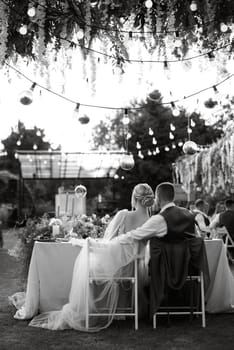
{"left": 131, "top": 183, "right": 155, "bottom": 209}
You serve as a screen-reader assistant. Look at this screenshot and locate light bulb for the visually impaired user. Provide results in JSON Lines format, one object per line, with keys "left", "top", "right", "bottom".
{"left": 220, "top": 23, "right": 228, "bottom": 33}
{"left": 123, "top": 117, "right": 130, "bottom": 125}
{"left": 16, "top": 140, "right": 21, "bottom": 146}
{"left": 27, "top": 7, "right": 36, "bottom": 17}
{"left": 33, "top": 144, "right": 38, "bottom": 150}
{"left": 152, "top": 137, "right": 157, "bottom": 145}
{"left": 172, "top": 108, "right": 180, "bottom": 117}
{"left": 148, "top": 150, "right": 152, "bottom": 156}
{"left": 165, "top": 146, "right": 170, "bottom": 152}
{"left": 170, "top": 123, "right": 176, "bottom": 131}
{"left": 19, "top": 24, "right": 28, "bottom": 35}
{"left": 191, "top": 119, "right": 196, "bottom": 127}
{"left": 156, "top": 147, "right": 160, "bottom": 154}
{"left": 136, "top": 141, "right": 141, "bottom": 149}
{"left": 174, "top": 39, "right": 182, "bottom": 48}
{"left": 73, "top": 103, "right": 80, "bottom": 118}
{"left": 172, "top": 143, "right": 176, "bottom": 149}
{"left": 148, "top": 128, "right": 154, "bottom": 136}
{"left": 190, "top": 1, "right": 197, "bottom": 12}
{"left": 77, "top": 29, "right": 84, "bottom": 40}
{"left": 169, "top": 132, "right": 174, "bottom": 140}
{"left": 187, "top": 127, "right": 192, "bottom": 134}
{"left": 145, "top": 0, "right": 153, "bottom": 9}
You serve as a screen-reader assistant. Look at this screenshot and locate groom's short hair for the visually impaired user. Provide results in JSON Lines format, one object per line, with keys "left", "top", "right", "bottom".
{"left": 156, "top": 182, "right": 175, "bottom": 202}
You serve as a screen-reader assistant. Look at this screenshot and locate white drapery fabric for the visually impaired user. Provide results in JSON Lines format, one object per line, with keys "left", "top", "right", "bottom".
{"left": 29, "top": 235, "right": 143, "bottom": 331}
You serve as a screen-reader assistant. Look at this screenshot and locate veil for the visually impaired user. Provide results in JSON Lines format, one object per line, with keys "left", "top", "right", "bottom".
{"left": 29, "top": 235, "right": 143, "bottom": 332}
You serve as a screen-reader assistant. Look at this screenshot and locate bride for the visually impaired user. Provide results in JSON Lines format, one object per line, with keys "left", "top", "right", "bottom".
{"left": 20, "top": 183, "right": 155, "bottom": 332}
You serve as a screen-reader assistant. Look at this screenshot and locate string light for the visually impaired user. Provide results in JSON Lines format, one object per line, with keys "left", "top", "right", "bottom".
{"left": 190, "top": 1, "right": 197, "bottom": 12}
{"left": 170, "top": 123, "right": 176, "bottom": 131}
{"left": 148, "top": 128, "right": 154, "bottom": 136}
{"left": 220, "top": 23, "right": 228, "bottom": 33}
{"left": 19, "top": 24, "right": 27, "bottom": 35}
{"left": 136, "top": 141, "right": 141, "bottom": 149}
{"left": 27, "top": 7, "right": 36, "bottom": 17}
{"left": 73, "top": 103, "right": 80, "bottom": 118}
{"left": 169, "top": 132, "right": 174, "bottom": 140}
{"left": 145, "top": 0, "right": 153, "bottom": 9}
{"left": 171, "top": 102, "right": 180, "bottom": 117}
{"left": 4, "top": 62, "right": 234, "bottom": 112}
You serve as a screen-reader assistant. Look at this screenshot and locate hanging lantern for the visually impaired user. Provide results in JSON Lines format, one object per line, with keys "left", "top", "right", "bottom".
{"left": 120, "top": 153, "right": 135, "bottom": 171}
{"left": 182, "top": 141, "right": 198, "bottom": 155}
{"left": 75, "top": 185, "right": 87, "bottom": 198}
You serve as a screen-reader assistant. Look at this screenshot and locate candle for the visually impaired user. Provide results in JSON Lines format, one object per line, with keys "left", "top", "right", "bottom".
{"left": 52, "top": 224, "right": 60, "bottom": 237}
{"left": 65, "top": 192, "right": 68, "bottom": 214}
{"left": 71, "top": 197, "right": 75, "bottom": 217}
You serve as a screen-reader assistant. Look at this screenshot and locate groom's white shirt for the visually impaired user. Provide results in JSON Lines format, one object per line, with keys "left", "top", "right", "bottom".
{"left": 125, "top": 202, "right": 176, "bottom": 240}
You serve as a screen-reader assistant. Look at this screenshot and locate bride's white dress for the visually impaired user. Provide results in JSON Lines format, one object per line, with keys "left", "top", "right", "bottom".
{"left": 12, "top": 210, "right": 147, "bottom": 332}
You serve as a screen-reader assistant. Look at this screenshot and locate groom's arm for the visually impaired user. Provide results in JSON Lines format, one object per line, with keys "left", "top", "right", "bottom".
{"left": 124, "top": 214, "right": 167, "bottom": 241}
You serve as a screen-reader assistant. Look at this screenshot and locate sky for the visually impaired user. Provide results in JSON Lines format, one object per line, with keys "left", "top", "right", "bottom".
{"left": 0, "top": 39, "right": 233, "bottom": 152}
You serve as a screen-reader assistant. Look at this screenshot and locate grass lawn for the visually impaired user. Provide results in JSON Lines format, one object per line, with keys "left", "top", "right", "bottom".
{"left": 1, "top": 229, "right": 234, "bottom": 350}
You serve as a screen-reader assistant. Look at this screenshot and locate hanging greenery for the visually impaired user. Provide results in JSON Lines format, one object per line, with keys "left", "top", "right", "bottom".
{"left": 174, "top": 124, "right": 234, "bottom": 197}
{"left": 0, "top": 0, "right": 233, "bottom": 67}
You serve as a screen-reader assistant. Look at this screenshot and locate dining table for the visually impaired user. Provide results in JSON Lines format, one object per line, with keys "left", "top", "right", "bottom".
{"left": 12, "top": 238, "right": 234, "bottom": 320}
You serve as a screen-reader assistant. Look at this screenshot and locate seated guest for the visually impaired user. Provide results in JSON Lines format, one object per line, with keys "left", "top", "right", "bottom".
{"left": 210, "top": 199, "right": 234, "bottom": 240}
{"left": 192, "top": 199, "right": 211, "bottom": 238}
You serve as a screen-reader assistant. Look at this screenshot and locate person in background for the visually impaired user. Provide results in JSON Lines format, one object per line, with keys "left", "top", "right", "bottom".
{"left": 210, "top": 199, "right": 234, "bottom": 241}
{"left": 193, "top": 199, "right": 211, "bottom": 238}
{"left": 0, "top": 219, "right": 3, "bottom": 248}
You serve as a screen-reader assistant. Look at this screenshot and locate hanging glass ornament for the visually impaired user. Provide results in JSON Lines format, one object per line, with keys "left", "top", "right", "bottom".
{"left": 182, "top": 141, "right": 198, "bottom": 155}
{"left": 75, "top": 185, "right": 87, "bottom": 198}
{"left": 120, "top": 153, "right": 135, "bottom": 171}
{"left": 78, "top": 115, "right": 90, "bottom": 124}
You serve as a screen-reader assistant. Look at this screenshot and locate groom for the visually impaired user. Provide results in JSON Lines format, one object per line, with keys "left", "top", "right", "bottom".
{"left": 125, "top": 181, "right": 196, "bottom": 241}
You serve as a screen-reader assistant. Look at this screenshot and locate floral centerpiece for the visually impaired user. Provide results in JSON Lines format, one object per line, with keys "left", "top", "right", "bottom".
{"left": 8, "top": 213, "right": 110, "bottom": 277}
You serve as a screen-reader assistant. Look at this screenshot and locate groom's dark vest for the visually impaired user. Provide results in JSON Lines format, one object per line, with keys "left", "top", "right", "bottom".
{"left": 160, "top": 206, "right": 196, "bottom": 242}
{"left": 219, "top": 210, "right": 234, "bottom": 240}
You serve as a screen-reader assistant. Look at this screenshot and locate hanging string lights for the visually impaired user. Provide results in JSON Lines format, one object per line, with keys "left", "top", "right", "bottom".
{"left": 120, "top": 109, "right": 135, "bottom": 171}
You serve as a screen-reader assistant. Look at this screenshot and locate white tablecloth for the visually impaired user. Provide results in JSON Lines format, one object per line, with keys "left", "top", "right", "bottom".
{"left": 205, "top": 239, "right": 234, "bottom": 313}
{"left": 13, "top": 239, "right": 234, "bottom": 319}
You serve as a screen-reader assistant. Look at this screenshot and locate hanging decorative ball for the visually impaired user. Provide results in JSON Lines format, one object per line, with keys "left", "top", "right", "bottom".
{"left": 120, "top": 153, "right": 135, "bottom": 171}
{"left": 78, "top": 115, "right": 90, "bottom": 124}
{"left": 190, "top": 1, "right": 197, "bottom": 12}
{"left": 148, "top": 91, "right": 161, "bottom": 102}
{"left": 182, "top": 141, "right": 198, "bottom": 155}
{"left": 75, "top": 185, "right": 87, "bottom": 198}
{"left": 19, "top": 90, "right": 33, "bottom": 105}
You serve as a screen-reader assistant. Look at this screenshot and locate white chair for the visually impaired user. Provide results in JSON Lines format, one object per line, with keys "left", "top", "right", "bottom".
{"left": 85, "top": 239, "right": 139, "bottom": 330}
{"left": 152, "top": 270, "right": 206, "bottom": 329}
{"left": 224, "top": 231, "right": 234, "bottom": 263}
